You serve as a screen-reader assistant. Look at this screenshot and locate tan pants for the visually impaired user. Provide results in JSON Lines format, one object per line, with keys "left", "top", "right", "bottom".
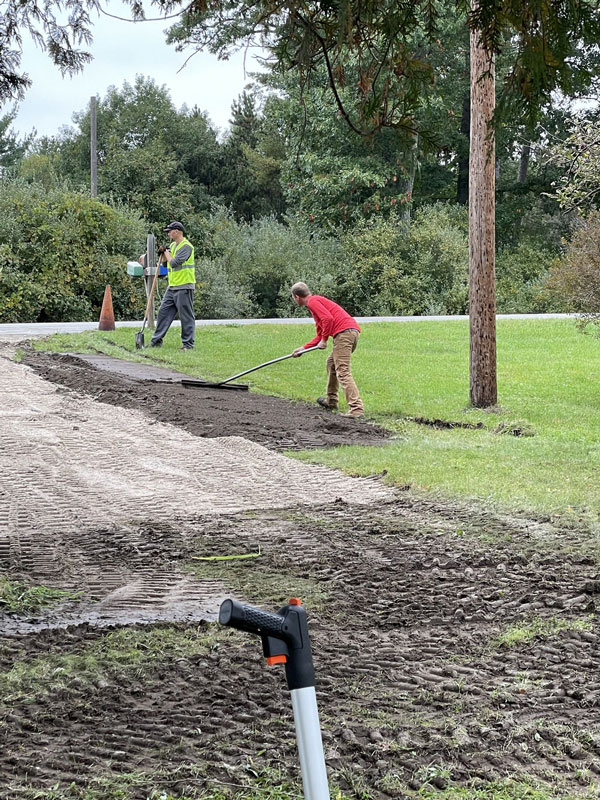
{"left": 326, "top": 329, "right": 363, "bottom": 414}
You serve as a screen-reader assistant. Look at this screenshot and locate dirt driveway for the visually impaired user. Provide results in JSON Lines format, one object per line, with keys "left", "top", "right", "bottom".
{"left": 1, "top": 346, "right": 600, "bottom": 800}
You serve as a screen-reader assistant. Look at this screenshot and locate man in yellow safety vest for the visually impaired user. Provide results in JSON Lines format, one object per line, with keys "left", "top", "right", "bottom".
{"left": 150, "top": 221, "right": 196, "bottom": 350}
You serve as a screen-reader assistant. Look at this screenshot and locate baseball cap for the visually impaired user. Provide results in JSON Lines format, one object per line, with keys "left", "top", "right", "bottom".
{"left": 163, "top": 221, "right": 184, "bottom": 232}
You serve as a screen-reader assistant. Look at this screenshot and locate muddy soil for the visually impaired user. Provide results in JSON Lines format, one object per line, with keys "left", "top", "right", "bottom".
{"left": 0, "top": 349, "right": 390, "bottom": 633}
{"left": 3, "top": 501, "right": 600, "bottom": 799}
{"left": 22, "top": 349, "right": 392, "bottom": 451}
{"left": 2, "top": 347, "right": 600, "bottom": 799}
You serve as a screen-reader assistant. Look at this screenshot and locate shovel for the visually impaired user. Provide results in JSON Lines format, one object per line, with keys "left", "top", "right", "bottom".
{"left": 181, "top": 345, "right": 321, "bottom": 391}
{"left": 135, "top": 258, "right": 162, "bottom": 349}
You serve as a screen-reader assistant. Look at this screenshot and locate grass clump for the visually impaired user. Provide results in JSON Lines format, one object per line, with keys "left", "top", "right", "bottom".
{"left": 0, "top": 624, "right": 224, "bottom": 704}
{"left": 191, "top": 550, "right": 262, "bottom": 562}
{"left": 493, "top": 616, "right": 593, "bottom": 648}
{"left": 418, "top": 778, "right": 581, "bottom": 799}
{"left": 189, "top": 556, "right": 328, "bottom": 611}
{"left": 0, "top": 579, "right": 80, "bottom": 615}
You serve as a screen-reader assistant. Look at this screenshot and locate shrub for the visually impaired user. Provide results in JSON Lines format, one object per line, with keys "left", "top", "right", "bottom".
{"left": 335, "top": 203, "right": 469, "bottom": 315}
{"left": 335, "top": 215, "right": 415, "bottom": 315}
{"left": 545, "top": 212, "right": 600, "bottom": 324}
{"left": 404, "top": 203, "right": 469, "bottom": 314}
{"left": 0, "top": 180, "right": 147, "bottom": 322}
{"left": 195, "top": 207, "right": 344, "bottom": 318}
{"left": 496, "top": 243, "right": 563, "bottom": 313}
{"left": 193, "top": 260, "right": 253, "bottom": 319}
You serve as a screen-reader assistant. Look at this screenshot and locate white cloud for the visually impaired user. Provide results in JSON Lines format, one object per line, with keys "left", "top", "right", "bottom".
{"left": 8, "top": 3, "right": 265, "bottom": 138}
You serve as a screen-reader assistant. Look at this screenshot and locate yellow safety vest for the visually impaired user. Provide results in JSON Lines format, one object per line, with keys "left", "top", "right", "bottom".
{"left": 168, "top": 238, "right": 195, "bottom": 287}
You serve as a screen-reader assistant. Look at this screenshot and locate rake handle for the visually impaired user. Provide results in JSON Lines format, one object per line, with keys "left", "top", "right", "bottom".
{"left": 217, "top": 345, "right": 321, "bottom": 386}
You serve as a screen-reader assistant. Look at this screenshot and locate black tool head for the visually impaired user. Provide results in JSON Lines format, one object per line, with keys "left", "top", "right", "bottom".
{"left": 181, "top": 379, "right": 249, "bottom": 391}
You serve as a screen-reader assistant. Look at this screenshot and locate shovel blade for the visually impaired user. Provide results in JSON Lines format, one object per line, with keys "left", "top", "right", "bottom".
{"left": 135, "top": 331, "right": 145, "bottom": 349}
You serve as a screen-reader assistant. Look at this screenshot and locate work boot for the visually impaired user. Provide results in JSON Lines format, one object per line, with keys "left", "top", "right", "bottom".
{"left": 180, "top": 345, "right": 194, "bottom": 351}
{"left": 149, "top": 340, "right": 162, "bottom": 348}
{"left": 317, "top": 397, "right": 337, "bottom": 411}
{"left": 341, "top": 410, "right": 364, "bottom": 419}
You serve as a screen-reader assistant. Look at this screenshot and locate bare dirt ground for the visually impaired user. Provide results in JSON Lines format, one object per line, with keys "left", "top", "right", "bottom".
{"left": 23, "top": 349, "right": 392, "bottom": 451}
{"left": 2, "top": 345, "right": 600, "bottom": 800}
{"left": 0, "top": 348, "right": 389, "bottom": 631}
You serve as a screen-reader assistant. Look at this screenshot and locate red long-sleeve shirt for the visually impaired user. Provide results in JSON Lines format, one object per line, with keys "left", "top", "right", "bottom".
{"left": 304, "top": 295, "right": 360, "bottom": 348}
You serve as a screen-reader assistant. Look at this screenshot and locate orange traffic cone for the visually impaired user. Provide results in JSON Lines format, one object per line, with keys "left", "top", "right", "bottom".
{"left": 98, "top": 285, "right": 115, "bottom": 331}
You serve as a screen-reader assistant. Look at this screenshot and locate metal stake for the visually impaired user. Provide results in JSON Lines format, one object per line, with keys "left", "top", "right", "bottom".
{"left": 291, "top": 687, "right": 330, "bottom": 800}
{"left": 145, "top": 233, "right": 156, "bottom": 327}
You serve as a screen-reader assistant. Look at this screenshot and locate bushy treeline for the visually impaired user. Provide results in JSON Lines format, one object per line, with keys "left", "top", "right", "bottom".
{"left": 0, "top": 176, "right": 568, "bottom": 322}
{"left": 0, "top": 181, "right": 147, "bottom": 322}
{"left": 190, "top": 203, "right": 568, "bottom": 320}
{"left": 0, "top": 75, "right": 584, "bottom": 322}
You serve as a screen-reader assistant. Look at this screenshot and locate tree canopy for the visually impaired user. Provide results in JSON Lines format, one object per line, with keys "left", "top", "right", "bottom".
{"left": 4, "top": 0, "right": 600, "bottom": 122}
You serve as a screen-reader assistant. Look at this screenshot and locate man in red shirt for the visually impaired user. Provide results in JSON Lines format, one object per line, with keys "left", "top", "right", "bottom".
{"left": 291, "top": 282, "right": 364, "bottom": 418}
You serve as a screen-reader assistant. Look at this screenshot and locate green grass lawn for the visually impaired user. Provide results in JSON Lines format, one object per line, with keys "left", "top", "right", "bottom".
{"left": 34, "top": 318, "right": 600, "bottom": 525}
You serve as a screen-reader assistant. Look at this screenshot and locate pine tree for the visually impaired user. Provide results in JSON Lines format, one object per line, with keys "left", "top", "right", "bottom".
{"left": 216, "top": 92, "right": 285, "bottom": 219}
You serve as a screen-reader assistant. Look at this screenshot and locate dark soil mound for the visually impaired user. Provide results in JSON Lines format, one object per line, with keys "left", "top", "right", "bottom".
{"left": 23, "top": 350, "right": 392, "bottom": 451}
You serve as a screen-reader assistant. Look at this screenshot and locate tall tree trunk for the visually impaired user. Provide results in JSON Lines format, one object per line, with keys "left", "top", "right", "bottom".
{"left": 517, "top": 143, "right": 531, "bottom": 184}
{"left": 457, "top": 92, "right": 470, "bottom": 205}
{"left": 469, "top": 24, "right": 497, "bottom": 408}
{"left": 401, "top": 129, "right": 419, "bottom": 221}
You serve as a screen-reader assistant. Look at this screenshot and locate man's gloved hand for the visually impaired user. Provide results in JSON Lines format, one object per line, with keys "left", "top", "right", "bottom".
{"left": 157, "top": 244, "right": 168, "bottom": 254}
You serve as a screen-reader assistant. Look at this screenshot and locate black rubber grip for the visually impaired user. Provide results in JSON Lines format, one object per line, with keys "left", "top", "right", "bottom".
{"left": 219, "top": 599, "right": 285, "bottom": 636}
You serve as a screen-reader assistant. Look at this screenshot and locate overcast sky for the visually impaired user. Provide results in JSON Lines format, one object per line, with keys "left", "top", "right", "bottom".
{"left": 8, "top": 3, "right": 265, "bottom": 140}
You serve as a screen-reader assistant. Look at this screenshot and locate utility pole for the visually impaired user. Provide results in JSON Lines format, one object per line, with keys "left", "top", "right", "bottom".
{"left": 469, "top": 20, "right": 497, "bottom": 408}
{"left": 90, "top": 95, "right": 98, "bottom": 198}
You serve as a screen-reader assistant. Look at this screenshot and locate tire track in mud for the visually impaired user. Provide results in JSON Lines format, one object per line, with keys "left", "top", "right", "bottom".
{"left": 3, "top": 347, "right": 600, "bottom": 797}
{"left": 189, "top": 506, "right": 600, "bottom": 791}
{"left": 2, "top": 502, "right": 600, "bottom": 797}
{"left": 0, "top": 354, "right": 392, "bottom": 630}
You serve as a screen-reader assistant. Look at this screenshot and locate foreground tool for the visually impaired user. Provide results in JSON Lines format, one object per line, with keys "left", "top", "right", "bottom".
{"left": 181, "top": 345, "right": 320, "bottom": 391}
{"left": 220, "top": 598, "right": 330, "bottom": 800}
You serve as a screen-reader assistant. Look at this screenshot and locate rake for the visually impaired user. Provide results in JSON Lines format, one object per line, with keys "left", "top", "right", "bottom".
{"left": 181, "top": 345, "right": 321, "bottom": 391}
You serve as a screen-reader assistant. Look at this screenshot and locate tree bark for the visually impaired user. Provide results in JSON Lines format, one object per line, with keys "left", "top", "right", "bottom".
{"left": 517, "top": 143, "right": 531, "bottom": 184}
{"left": 469, "top": 25, "right": 497, "bottom": 407}
{"left": 457, "top": 92, "right": 470, "bottom": 205}
{"left": 401, "top": 129, "right": 419, "bottom": 221}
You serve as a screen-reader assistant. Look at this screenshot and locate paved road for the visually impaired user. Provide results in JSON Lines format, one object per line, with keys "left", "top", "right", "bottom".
{"left": 0, "top": 313, "right": 575, "bottom": 338}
